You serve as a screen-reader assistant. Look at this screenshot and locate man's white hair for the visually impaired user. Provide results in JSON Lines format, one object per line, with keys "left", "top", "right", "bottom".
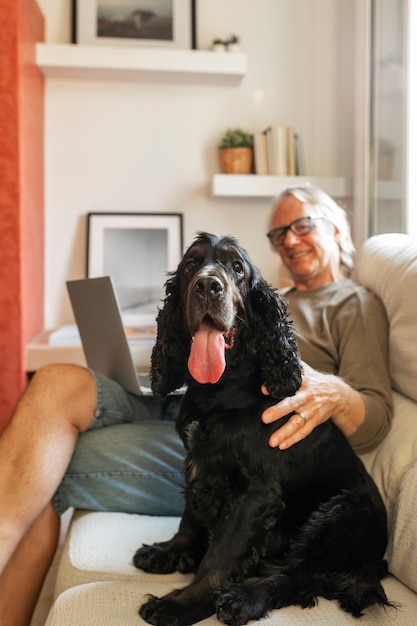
{"left": 272, "top": 183, "right": 355, "bottom": 276}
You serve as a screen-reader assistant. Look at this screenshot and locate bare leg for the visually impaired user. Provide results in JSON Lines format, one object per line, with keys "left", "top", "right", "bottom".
{"left": 0, "top": 504, "right": 59, "bottom": 626}
{"left": 0, "top": 364, "right": 97, "bottom": 624}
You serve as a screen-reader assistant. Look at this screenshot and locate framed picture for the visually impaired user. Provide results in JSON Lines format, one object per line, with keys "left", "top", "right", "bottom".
{"left": 73, "top": 0, "right": 196, "bottom": 50}
{"left": 86, "top": 212, "right": 183, "bottom": 323}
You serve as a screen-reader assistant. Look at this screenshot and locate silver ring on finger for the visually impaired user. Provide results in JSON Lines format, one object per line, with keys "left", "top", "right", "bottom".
{"left": 295, "top": 412, "right": 307, "bottom": 426}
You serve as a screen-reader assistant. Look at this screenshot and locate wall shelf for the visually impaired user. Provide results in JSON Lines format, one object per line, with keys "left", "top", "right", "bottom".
{"left": 212, "top": 175, "right": 353, "bottom": 198}
{"left": 36, "top": 43, "right": 247, "bottom": 85}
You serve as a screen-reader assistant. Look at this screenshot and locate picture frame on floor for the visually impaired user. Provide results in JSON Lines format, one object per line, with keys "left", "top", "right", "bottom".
{"left": 86, "top": 212, "right": 183, "bottom": 323}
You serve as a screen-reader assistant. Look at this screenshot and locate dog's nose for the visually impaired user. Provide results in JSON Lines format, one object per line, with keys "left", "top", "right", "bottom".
{"left": 195, "top": 275, "right": 224, "bottom": 299}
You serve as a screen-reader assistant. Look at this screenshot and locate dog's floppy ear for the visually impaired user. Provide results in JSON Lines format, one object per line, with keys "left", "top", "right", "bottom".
{"left": 246, "top": 279, "right": 302, "bottom": 400}
{"left": 151, "top": 271, "right": 190, "bottom": 398}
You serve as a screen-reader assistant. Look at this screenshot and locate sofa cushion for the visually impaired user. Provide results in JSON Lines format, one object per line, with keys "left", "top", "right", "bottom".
{"left": 45, "top": 577, "right": 417, "bottom": 625}
{"left": 54, "top": 511, "right": 190, "bottom": 598}
{"left": 356, "top": 233, "right": 417, "bottom": 403}
{"left": 360, "top": 391, "right": 417, "bottom": 532}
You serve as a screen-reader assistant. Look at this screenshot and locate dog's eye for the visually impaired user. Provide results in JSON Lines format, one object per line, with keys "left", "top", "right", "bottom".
{"left": 233, "top": 260, "right": 244, "bottom": 274}
{"left": 185, "top": 259, "right": 197, "bottom": 272}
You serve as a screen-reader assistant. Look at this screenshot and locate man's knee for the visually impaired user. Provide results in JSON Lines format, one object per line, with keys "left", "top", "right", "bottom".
{"left": 31, "top": 363, "right": 92, "bottom": 392}
{"left": 26, "top": 364, "right": 97, "bottom": 431}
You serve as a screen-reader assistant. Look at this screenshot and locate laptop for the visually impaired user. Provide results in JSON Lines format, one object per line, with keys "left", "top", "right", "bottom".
{"left": 67, "top": 276, "right": 157, "bottom": 396}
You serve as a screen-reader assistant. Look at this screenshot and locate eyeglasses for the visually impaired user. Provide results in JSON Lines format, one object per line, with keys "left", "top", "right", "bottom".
{"left": 266, "top": 215, "right": 324, "bottom": 247}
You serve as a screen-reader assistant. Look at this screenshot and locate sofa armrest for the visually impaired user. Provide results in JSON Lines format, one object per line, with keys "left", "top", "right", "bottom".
{"left": 361, "top": 390, "right": 417, "bottom": 593}
{"left": 356, "top": 233, "right": 417, "bottom": 403}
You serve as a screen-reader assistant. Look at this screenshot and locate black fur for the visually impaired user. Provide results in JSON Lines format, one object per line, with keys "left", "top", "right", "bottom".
{"left": 133, "top": 232, "right": 390, "bottom": 625}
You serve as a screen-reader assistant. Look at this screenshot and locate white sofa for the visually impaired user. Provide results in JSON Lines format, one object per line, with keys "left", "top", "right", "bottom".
{"left": 45, "top": 233, "right": 417, "bottom": 625}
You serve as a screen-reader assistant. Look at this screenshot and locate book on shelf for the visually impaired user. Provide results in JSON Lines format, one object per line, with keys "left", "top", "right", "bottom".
{"left": 257, "top": 124, "right": 298, "bottom": 177}
{"left": 253, "top": 131, "right": 269, "bottom": 175}
{"left": 275, "top": 125, "right": 287, "bottom": 175}
{"left": 265, "top": 125, "right": 285, "bottom": 175}
{"left": 264, "top": 126, "right": 275, "bottom": 175}
{"left": 294, "top": 133, "right": 305, "bottom": 175}
{"left": 286, "top": 126, "right": 296, "bottom": 176}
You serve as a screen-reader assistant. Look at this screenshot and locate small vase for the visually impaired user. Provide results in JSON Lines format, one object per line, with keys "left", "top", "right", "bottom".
{"left": 219, "top": 147, "right": 253, "bottom": 174}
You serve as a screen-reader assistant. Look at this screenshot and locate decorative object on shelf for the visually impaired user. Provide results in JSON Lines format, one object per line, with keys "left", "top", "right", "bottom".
{"left": 294, "top": 133, "right": 305, "bottom": 176}
{"left": 212, "top": 37, "right": 227, "bottom": 52}
{"left": 253, "top": 124, "right": 300, "bottom": 176}
{"left": 86, "top": 212, "right": 183, "bottom": 324}
{"left": 211, "top": 34, "right": 241, "bottom": 53}
{"left": 218, "top": 127, "right": 253, "bottom": 174}
{"left": 72, "top": 0, "right": 196, "bottom": 50}
{"left": 226, "top": 33, "right": 240, "bottom": 53}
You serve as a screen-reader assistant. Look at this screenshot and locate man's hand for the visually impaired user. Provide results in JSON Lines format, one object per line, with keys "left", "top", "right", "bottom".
{"left": 261, "top": 362, "right": 365, "bottom": 449}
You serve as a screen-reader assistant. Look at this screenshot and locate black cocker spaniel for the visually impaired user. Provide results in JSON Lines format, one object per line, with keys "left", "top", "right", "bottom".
{"left": 133, "top": 232, "right": 391, "bottom": 626}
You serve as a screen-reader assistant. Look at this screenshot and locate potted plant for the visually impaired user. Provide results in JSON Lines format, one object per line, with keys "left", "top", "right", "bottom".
{"left": 212, "top": 37, "right": 226, "bottom": 52}
{"left": 226, "top": 34, "right": 240, "bottom": 53}
{"left": 218, "top": 127, "right": 253, "bottom": 174}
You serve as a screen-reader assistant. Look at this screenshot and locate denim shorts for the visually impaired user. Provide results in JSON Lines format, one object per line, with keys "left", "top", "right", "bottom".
{"left": 52, "top": 372, "right": 185, "bottom": 516}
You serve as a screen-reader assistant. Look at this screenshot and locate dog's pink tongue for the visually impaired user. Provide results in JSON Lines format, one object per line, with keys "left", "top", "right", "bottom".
{"left": 188, "top": 322, "right": 226, "bottom": 384}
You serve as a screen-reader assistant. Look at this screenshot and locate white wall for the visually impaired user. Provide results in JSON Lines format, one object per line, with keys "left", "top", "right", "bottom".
{"left": 37, "top": 0, "right": 355, "bottom": 327}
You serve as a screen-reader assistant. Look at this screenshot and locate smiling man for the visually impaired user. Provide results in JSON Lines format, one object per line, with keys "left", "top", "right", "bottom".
{"left": 261, "top": 184, "right": 392, "bottom": 451}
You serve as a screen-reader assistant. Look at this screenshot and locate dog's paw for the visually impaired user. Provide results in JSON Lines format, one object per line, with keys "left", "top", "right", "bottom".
{"left": 133, "top": 544, "right": 177, "bottom": 574}
{"left": 215, "top": 585, "right": 265, "bottom": 626}
{"left": 134, "top": 542, "right": 204, "bottom": 574}
{"left": 139, "top": 595, "right": 186, "bottom": 626}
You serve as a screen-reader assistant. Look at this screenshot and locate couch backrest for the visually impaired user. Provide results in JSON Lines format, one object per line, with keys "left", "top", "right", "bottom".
{"left": 356, "top": 233, "right": 417, "bottom": 403}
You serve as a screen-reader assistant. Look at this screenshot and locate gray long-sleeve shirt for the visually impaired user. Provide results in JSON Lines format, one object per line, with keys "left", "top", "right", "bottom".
{"left": 283, "top": 278, "right": 393, "bottom": 454}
